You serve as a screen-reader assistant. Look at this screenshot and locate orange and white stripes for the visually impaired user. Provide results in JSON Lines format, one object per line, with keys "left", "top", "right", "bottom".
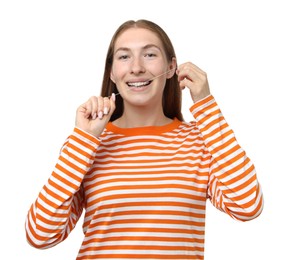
{"left": 25, "top": 95, "right": 263, "bottom": 259}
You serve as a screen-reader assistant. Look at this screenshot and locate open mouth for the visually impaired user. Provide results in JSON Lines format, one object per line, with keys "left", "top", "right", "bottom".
{"left": 127, "top": 80, "right": 152, "bottom": 88}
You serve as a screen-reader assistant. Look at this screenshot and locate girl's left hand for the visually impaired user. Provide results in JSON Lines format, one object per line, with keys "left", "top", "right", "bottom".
{"left": 176, "top": 62, "right": 211, "bottom": 103}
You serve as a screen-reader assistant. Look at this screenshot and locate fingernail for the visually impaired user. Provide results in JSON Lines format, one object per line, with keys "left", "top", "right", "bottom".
{"left": 111, "top": 93, "right": 116, "bottom": 102}
{"left": 98, "top": 111, "right": 103, "bottom": 119}
{"left": 104, "top": 107, "right": 108, "bottom": 115}
{"left": 92, "top": 113, "right": 97, "bottom": 120}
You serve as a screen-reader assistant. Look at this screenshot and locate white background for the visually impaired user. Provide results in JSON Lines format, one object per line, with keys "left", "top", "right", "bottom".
{"left": 1, "top": 0, "right": 291, "bottom": 259}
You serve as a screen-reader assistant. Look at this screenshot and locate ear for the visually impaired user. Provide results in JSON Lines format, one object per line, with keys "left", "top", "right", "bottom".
{"left": 110, "top": 70, "right": 116, "bottom": 83}
{"left": 166, "top": 57, "right": 177, "bottom": 79}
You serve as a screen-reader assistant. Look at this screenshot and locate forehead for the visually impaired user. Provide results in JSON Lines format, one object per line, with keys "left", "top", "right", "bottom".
{"left": 114, "top": 27, "right": 164, "bottom": 51}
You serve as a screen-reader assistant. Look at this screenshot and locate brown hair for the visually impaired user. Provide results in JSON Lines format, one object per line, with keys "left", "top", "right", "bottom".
{"left": 100, "top": 19, "right": 184, "bottom": 122}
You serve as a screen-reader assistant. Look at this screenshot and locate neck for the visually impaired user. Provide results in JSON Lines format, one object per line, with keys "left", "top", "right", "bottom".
{"left": 114, "top": 103, "right": 172, "bottom": 128}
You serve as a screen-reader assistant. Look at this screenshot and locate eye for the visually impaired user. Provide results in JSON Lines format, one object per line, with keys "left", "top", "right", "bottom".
{"left": 144, "top": 53, "right": 156, "bottom": 58}
{"left": 118, "top": 54, "right": 129, "bottom": 60}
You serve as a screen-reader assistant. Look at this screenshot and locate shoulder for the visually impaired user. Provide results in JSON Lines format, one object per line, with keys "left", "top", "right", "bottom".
{"left": 174, "top": 120, "right": 200, "bottom": 136}
{"left": 179, "top": 120, "right": 197, "bottom": 129}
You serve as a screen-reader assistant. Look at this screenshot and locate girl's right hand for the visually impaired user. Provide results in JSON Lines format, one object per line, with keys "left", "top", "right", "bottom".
{"left": 75, "top": 93, "right": 116, "bottom": 138}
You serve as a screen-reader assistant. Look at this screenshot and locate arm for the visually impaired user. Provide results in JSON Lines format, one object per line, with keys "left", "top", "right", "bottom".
{"left": 25, "top": 128, "right": 100, "bottom": 248}
{"left": 191, "top": 95, "right": 263, "bottom": 221}
{"left": 25, "top": 94, "right": 116, "bottom": 248}
{"left": 177, "top": 62, "right": 263, "bottom": 221}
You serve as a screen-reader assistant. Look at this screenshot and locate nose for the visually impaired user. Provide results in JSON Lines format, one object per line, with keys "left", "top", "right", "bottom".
{"left": 130, "top": 57, "right": 145, "bottom": 75}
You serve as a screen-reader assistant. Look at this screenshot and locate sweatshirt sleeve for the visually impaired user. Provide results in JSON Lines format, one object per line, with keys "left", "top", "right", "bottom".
{"left": 190, "top": 95, "right": 263, "bottom": 221}
{"left": 25, "top": 127, "right": 100, "bottom": 248}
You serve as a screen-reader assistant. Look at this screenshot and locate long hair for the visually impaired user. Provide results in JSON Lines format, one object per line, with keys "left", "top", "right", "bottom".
{"left": 100, "top": 19, "right": 184, "bottom": 122}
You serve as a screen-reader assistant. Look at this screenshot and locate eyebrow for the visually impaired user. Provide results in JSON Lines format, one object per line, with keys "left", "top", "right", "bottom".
{"left": 114, "top": 44, "right": 162, "bottom": 54}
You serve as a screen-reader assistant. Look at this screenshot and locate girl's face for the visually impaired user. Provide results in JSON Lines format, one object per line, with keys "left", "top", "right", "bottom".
{"left": 110, "top": 27, "right": 175, "bottom": 107}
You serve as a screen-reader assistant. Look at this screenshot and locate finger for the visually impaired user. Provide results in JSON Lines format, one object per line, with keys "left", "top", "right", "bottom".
{"left": 177, "top": 62, "right": 206, "bottom": 81}
{"left": 178, "top": 62, "right": 202, "bottom": 72}
{"left": 88, "top": 96, "right": 99, "bottom": 120}
{"left": 97, "top": 96, "right": 104, "bottom": 119}
{"left": 108, "top": 93, "right": 116, "bottom": 116}
{"left": 179, "top": 77, "right": 192, "bottom": 91}
{"left": 81, "top": 100, "right": 93, "bottom": 119}
{"left": 177, "top": 68, "right": 197, "bottom": 84}
{"left": 177, "top": 66, "right": 193, "bottom": 82}
{"left": 190, "top": 63, "right": 206, "bottom": 75}
{"left": 103, "top": 97, "right": 110, "bottom": 115}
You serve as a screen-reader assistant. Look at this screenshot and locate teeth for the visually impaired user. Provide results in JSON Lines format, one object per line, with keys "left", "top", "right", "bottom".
{"left": 128, "top": 81, "right": 149, "bottom": 87}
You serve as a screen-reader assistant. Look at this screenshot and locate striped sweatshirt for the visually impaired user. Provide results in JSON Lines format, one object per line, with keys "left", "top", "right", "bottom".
{"left": 25, "top": 95, "right": 263, "bottom": 259}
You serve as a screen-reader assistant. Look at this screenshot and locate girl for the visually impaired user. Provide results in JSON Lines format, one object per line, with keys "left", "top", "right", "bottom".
{"left": 25, "top": 19, "right": 263, "bottom": 259}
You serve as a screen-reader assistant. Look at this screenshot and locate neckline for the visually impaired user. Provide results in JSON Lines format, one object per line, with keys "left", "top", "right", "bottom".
{"left": 106, "top": 118, "right": 182, "bottom": 135}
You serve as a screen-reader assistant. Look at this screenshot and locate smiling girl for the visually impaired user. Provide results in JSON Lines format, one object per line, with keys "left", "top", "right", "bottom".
{"left": 25, "top": 19, "right": 263, "bottom": 260}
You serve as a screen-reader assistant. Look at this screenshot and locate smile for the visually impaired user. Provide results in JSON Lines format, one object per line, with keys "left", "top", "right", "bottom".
{"left": 127, "top": 80, "right": 152, "bottom": 88}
